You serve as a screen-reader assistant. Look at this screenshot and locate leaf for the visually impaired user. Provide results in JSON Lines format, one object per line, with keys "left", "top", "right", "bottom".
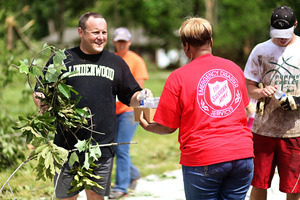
{"left": 76, "top": 108, "right": 90, "bottom": 118}
{"left": 84, "top": 170, "right": 102, "bottom": 180}
{"left": 18, "top": 115, "right": 27, "bottom": 121}
{"left": 74, "top": 140, "right": 87, "bottom": 152}
{"left": 68, "top": 86, "right": 79, "bottom": 95}
{"left": 42, "top": 43, "right": 49, "bottom": 50}
{"left": 18, "top": 60, "right": 29, "bottom": 74}
{"left": 89, "top": 148, "right": 98, "bottom": 161}
{"left": 83, "top": 152, "right": 90, "bottom": 170}
{"left": 31, "top": 137, "right": 45, "bottom": 147}
{"left": 93, "top": 146, "right": 102, "bottom": 158}
{"left": 53, "top": 49, "right": 66, "bottom": 68}
{"left": 74, "top": 174, "right": 80, "bottom": 182}
{"left": 21, "top": 126, "right": 41, "bottom": 138}
{"left": 68, "top": 182, "right": 83, "bottom": 193}
{"left": 44, "top": 151, "right": 52, "bottom": 168}
{"left": 41, "top": 44, "right": 51, "bottom": 56}
{"left": 82, "top": 177, "right": 95, "bottom": 187}
{"left": 53, "top": 144, "right": 69, "bottom": 161}
{"left": 45, "top": 64, "right": 60, "bottom": 82}
{"left": 49, "top": 161, "right": 56, "bottom": 176}
{"left": 30, "top": 65, "right": 43, "bottom": 77}
{"left": 58, "top": 83, "right": 71, "bottom": 98}
{"left": 69, "top": 152, "right": 79, "bottom": 166}
{"left": 40, "top": 146, "right": 49, "bottom": 159}
{"left": 26, "top": 131, "right": 33, "bottom": 143}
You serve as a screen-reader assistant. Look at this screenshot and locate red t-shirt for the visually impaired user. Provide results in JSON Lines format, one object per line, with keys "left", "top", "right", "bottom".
{"left": 154, "top": 54, "right": 253, "bottom": 166}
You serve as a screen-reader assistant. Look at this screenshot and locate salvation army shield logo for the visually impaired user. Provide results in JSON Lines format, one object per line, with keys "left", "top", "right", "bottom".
{"left": 197, "top": 69, "right": 241, "bottom": 118}
{"left": 208, "top": 80, "right": 231, "bottom": 107}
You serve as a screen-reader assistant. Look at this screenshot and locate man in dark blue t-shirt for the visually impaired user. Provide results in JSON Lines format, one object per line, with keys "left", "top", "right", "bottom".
{"left": 33, "top": 12, "right": 151, "bottom": 200}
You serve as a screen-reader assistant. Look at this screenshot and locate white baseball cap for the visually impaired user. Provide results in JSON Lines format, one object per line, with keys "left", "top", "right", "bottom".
{"left": 113, "top": 27, "right": 132, "bottom": 42}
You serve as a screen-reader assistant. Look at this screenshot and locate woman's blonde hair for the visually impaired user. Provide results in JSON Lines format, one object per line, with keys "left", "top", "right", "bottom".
{"left": 179, "top": 17, "right": 212, "bottom": 47}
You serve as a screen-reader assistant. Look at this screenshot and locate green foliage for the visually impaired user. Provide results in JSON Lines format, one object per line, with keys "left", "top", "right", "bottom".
{"left": 0, "top": 39, "right": 28, "bottom": 170}
{"left": 214, "top": 0, "right": 269, "bottom": 64}
{"left": 30, "top": 141, "right": 68, "bottom": 181}
{"left": 5, "top": 44, "right": 102, "bottom": 195}
{"left": 68, "top": 138, "right": 103, "bottom": 192}
{"left": 0, "top": 113, "right": 26, "bottom": 168}
{"left": 97, "top": 0, "right": 187, "bottom": 49}
{"left": 69, "top": 162, "right": 103, "bottom": 193}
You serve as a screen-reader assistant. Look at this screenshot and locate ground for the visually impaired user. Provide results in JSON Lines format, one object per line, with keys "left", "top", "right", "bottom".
{"left": 77, "top": 169, "right": 285, "bottom": 200}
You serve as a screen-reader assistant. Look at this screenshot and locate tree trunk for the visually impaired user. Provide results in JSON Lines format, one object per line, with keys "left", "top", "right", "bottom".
{"left": 193, "top": 0, "right": 200, "bottom": 16}
{"left": 114, "top": 0, "right": 120, "bottom": 26}
{"left": 5, "top": 16, "right": 15, "bottom": 50}
{"left": 7, "top": 25, "right": 13, "bottom": 50}
{"left": 58, "top": 0, "right": 65, "bottom": 45}
{"left": 205, "top": 0, "right": 218, "bottom": 26}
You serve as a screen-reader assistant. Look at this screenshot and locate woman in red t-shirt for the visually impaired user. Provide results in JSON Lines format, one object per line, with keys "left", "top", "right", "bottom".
{"left": 139, "top": 17, "right": 254, "bottom": 200}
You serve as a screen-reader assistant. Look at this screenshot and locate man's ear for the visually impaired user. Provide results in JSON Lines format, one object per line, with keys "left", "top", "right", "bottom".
{"left": 294, "top": 20, "right": 298, "bottom": 28}
{"left": 78, "top": 27, "right": 84, "bottom": 38}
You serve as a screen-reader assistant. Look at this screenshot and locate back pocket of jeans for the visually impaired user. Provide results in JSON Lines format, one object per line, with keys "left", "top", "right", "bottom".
{"left": 194, "top": 164, "right": 219, "bottom": 175}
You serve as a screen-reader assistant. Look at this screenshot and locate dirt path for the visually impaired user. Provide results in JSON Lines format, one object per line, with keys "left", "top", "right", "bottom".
{"left": 77, "top": 169, "right": 285, "bottom": 200}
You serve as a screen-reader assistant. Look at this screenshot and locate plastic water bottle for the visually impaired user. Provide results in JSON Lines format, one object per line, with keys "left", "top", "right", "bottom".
{"left": 145, "top": 98, "right": 156, "bottom": 108}
{"left": 138, "top": 90, "right": 146, "bottom": 107}
{"left": 274, "top": 90, "right": 286, "bottom": 100}
{"left": 154, "top": 97, "right": 160, "bottom": 108}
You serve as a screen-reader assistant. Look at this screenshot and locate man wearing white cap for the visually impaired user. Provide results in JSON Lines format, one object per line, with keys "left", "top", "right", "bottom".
{"left": 244, "top": 5, "right": 300, "bottom": 200}
{"left": 109, "top": 27, "right": 149, "bottom": 199}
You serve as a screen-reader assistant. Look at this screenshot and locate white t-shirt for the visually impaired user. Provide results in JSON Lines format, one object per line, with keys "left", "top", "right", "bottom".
{"left": 244, "top": 36, "right": 300, "bottom": 137}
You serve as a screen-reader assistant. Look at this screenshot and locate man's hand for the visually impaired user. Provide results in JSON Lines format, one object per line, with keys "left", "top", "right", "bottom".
{"left": 137, "top": 88, "right": 153, "bottom": 100}
{"left": 255, "top": 83, "right": 278, "bottom": 115}
{"left": 33, "top": 92, "right": 49, "bottom": 114}
{"left": 130, "top": 88, "right": 153, "bottom": 107}
{"left": 279, "top": 96, "right": 300, "bottom": 110}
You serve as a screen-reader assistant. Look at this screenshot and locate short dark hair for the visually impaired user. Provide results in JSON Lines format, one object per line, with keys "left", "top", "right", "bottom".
{"left": 78, "top": 12, "right": 105, "bottom": 30}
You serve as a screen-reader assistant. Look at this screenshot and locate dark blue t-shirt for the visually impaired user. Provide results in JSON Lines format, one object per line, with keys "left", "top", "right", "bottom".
{"left": 48, "top": 47, "right": 141, "bottom": 157}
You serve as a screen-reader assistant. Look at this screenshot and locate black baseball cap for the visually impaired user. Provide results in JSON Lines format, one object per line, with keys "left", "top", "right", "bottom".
{"left": 270, "top": 5, "right": 296, "bottom": 38}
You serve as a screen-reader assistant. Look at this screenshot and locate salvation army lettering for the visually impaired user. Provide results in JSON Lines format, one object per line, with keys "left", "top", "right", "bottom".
{"left": 197, "top": 69, "right": 241, "bottom": 118}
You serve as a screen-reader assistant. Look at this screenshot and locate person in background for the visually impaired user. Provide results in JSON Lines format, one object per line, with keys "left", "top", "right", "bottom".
{"left": 139, "top": 17, "right": 254, "bottom": 200}
{"left": 109, "top": 27, "right": 149, "bottom": 199}
{"left": 33, "top": 12, "right": 152, "bottom": 200}
{"left": 244, "top": 5, "right": 300, "bottom": 200}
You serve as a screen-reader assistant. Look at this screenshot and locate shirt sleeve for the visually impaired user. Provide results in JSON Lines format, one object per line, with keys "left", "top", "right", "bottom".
{"left": 117, "top": 60, "right": 142, "bottom": 106}
{"left": 244, "top": 45, "right": 262, "bottom": 83}
{"left": 153, "top": 73, "right": 181, "bottom": 129}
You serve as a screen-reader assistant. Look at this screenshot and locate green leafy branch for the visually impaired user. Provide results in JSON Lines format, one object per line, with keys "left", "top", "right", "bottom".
{"left": 4, "top": 44, "right": 98, "bottom": 196}
{"left": 1, "top": 43, "right": 137, "bottom": 199}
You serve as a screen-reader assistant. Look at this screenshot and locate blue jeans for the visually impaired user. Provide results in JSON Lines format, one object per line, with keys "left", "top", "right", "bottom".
{"left": 182, "top": 158, "right": 253, "bottom": 200}
{"left": 114, "top": 111, "right": 140, "bottom": 193}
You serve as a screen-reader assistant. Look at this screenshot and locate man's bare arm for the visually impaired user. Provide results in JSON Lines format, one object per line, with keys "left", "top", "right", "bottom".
{"left": 246, "top": 79, "right": 277, "bottom": 100}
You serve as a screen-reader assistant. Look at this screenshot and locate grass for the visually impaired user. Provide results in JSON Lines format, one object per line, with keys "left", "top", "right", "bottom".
{"left": 0, "top": 61, "right": 182, "bottom": 199}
